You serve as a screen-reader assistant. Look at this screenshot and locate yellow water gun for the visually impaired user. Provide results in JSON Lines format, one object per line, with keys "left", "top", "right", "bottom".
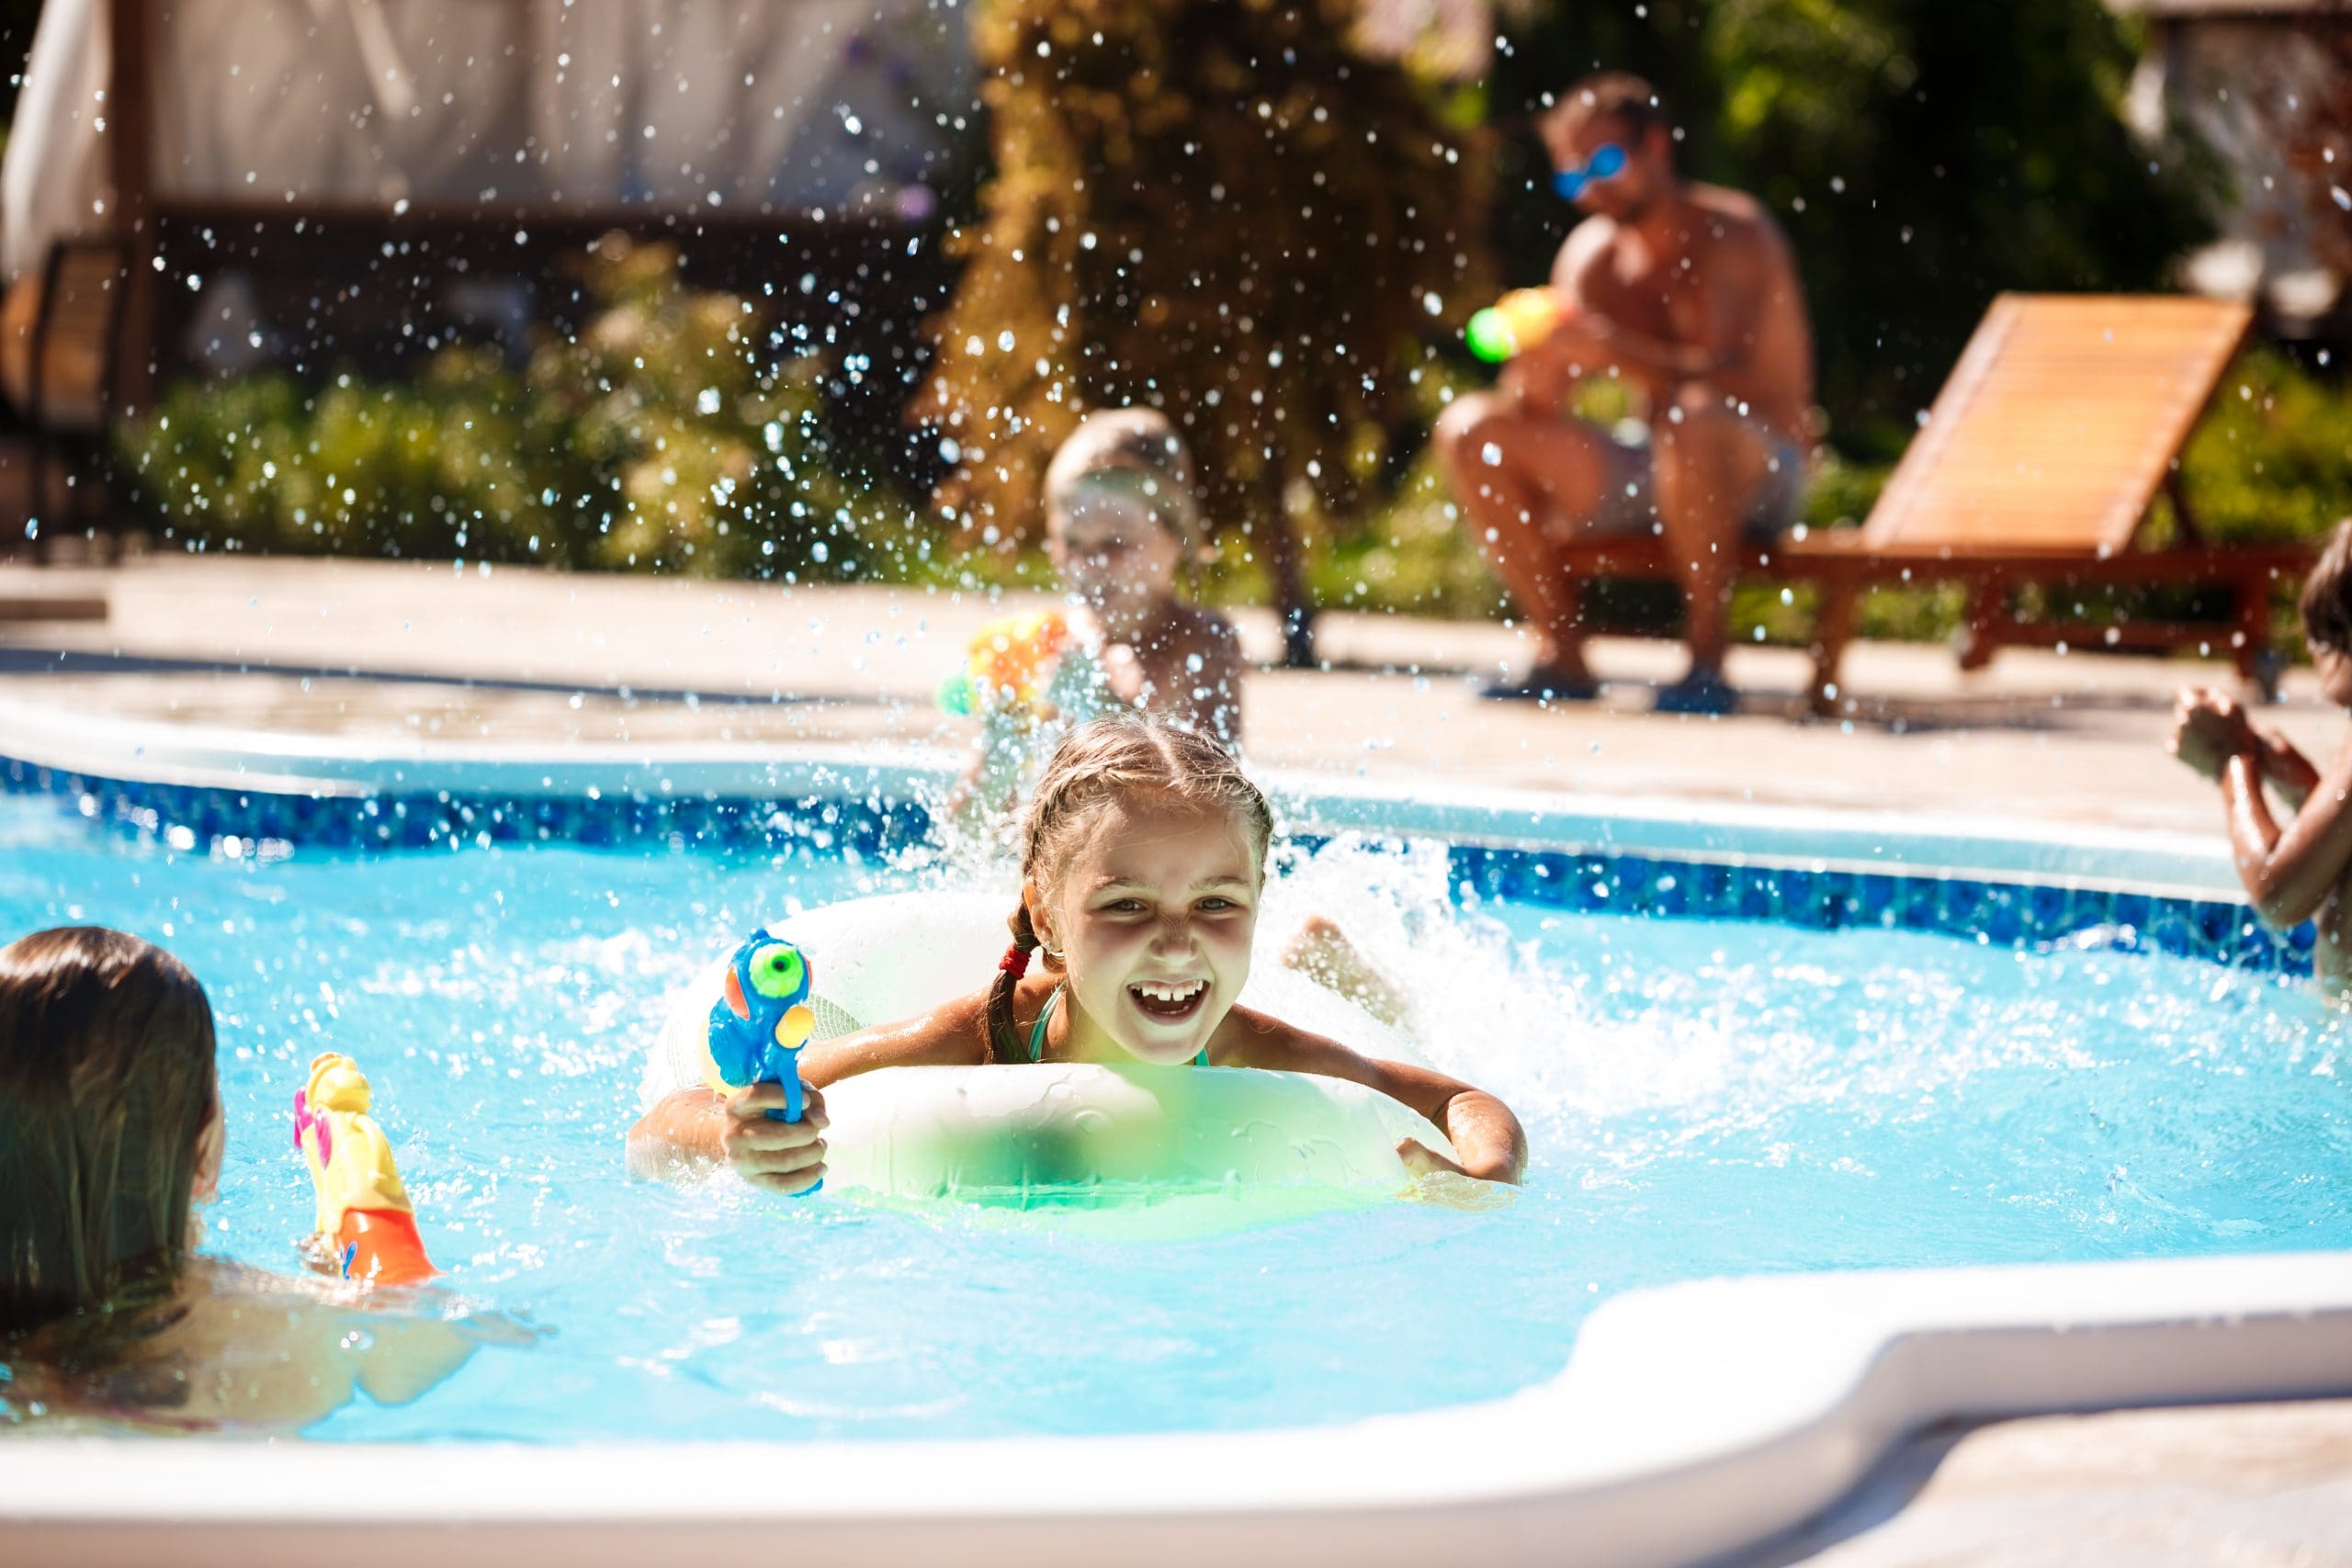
{"left": 291, "top": 1052, "right": 438, "bottom": 1288}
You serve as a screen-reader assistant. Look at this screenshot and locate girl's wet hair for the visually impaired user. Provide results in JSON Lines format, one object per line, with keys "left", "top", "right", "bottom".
{"left": 0, "top": 928, "right": 217, "bottom": 1348}
{"left": 1043, "top": 407, "right": 1204, "bottom": 557}
{"left": 986, "top": 714, "right": 1273, "bottom": 1064}
{"left": 2301, "top": 516, "right": 2352, "bottom": 658}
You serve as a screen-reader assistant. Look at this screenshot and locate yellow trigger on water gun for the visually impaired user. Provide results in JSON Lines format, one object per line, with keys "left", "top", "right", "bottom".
{"left": 936, "top": 610, "right": 1070, "bottom": 721}
{"left": 292, "top": 1052, "right": 438, "bottom": 1288}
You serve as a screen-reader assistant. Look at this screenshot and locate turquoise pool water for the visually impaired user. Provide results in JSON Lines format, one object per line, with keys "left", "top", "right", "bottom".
{"left": 2, "top": 794, "right": 2347, "bottom": 1442}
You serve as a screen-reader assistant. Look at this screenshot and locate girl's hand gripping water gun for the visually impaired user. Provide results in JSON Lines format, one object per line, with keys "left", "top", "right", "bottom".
{"left": 292, "top": 1052, "right": 438, "bottom": 1287}
{"left": 702, "top": 930, "right": 821, "bottom": 1190}
{"left": 936, "top": 610, "right": 1069, "bottom": 723}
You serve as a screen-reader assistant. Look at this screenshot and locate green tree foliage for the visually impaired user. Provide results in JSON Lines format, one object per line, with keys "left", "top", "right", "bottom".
{"left": 2181, "top": 347, "right": 2352, "bottom": 545}
{"left": 916, "top": 0, "right": 1490, "bottom": 659}
{"left": 0, "top": 0, "right": 44, "bottom": 130}
{"left": 1483, "top": 0, "right": 2214, "bottom": 457}
{"left": 121, "top": 238, "right": 906, "bottom": 578}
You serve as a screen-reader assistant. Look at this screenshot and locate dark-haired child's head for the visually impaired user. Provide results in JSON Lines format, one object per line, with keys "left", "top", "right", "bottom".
{"left": 2301, "top": 518, "right": 2352, "bottom": 707}
{"left": 0, "top": 928, "right": 220, "bottom": 1337}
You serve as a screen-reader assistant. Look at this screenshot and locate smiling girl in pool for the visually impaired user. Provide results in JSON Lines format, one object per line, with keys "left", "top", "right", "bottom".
{"left": 631, "top": 715, "right": 1527, "bottom": 1195}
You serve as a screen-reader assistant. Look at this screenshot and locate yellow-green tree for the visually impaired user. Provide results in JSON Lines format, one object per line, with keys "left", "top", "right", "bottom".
{"left": 917, "top": 0, "right": 1488, "bottom": 661}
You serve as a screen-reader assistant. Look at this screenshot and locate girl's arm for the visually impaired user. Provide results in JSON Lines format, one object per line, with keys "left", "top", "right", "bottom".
{"left": 799, "top": 992, "right": 996, "bottom": 1085}
{"left": 1119, "top": 610, "right": 1244, "bottom": 741}
{"left": 943, "top": 705, "right": 1035, "bottom": 839}
{"left": 2254, "top": 725, "right": 2322, "bottom": 811}
{"left": 1187, "top": 612, "right": 1247, "bottom": 745}
{"left": 625, "top": 987, "right": 1035, "bottom": 1188}
{"left": 1217, "top": 1008, "right": 1528, "bottom": 1184}
{"left": 625, "top": 1081, "right": 831, "bottom": 1194}
{"left": 2222, "top": 730, "right": 2352, "bottom": 928}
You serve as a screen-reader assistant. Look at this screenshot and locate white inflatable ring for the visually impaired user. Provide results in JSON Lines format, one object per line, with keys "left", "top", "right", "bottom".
{"left": 648, "top": 891, "right": 1453, "bottom": 1204}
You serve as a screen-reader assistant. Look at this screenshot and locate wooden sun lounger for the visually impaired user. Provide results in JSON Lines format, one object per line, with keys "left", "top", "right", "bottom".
{"left": 1552, "top": 294, "right": 2310, "bottom": 709}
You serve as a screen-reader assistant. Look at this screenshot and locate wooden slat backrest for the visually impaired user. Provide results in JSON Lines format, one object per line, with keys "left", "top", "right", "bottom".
{"left": 45, "top": 249, "right": 122, "bottom": 340}
{"left": 1860, "top": 294, "right": 2252, "bottom": 557}
{"left": 25, "top": 243, "right": 127, "bottom": 431}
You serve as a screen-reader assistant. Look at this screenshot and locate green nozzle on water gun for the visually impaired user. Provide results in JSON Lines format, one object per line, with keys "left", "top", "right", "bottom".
{"left": 1464, "top": 288, "right": 1575, "bottom": 364}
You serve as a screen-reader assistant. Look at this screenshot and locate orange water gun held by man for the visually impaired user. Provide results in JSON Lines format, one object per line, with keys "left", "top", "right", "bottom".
{"left": 1464, "top": 288, "right": 1577, "bottom": 364}
{"left": 292, "top": 1052, "right": 438, "bottom": 1288}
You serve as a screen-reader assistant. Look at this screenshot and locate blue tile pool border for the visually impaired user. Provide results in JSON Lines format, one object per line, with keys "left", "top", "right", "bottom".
{"left": 1, "top": 756, "right": 931, "bottom": 863}
{"left": 4, "top": 754, "right": 2317, "bottom": 977}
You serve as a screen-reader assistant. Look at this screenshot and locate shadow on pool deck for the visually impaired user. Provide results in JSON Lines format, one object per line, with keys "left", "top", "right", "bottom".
{"left": 0, "top": 646, "right": 834, "bottom": 710}
{"left": 1716, "top": 1400, "right": 2352, "bottom": 1568}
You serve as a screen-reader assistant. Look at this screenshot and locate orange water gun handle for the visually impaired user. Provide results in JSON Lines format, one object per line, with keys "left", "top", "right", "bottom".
{"left": 334, "top": 1208, "right": 437, "bottom": 1288}
{"left": 294, "top": 1051, "right": 439, "bottom": 1288}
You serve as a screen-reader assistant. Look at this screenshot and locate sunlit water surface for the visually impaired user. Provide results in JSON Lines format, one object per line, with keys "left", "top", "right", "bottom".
{"left": 2, "top": 795, "right": 2346, "bottom": 1442}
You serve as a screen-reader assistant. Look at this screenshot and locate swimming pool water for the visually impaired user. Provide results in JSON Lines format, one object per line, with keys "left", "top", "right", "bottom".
{"left": 3, "top": 795, "right": 2346, "bottom": 1442}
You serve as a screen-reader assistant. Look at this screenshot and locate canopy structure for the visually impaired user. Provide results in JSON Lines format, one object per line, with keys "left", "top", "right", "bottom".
{"left": 0, "top": 0, "right": 974, "bottom": 410}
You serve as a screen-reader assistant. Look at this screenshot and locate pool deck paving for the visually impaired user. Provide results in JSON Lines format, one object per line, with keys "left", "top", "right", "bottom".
{"left": 3, "top": 553, "right": 2349, "bottom": 1564}
{"left": 0, "top": 554, "right": 2337, "bottom": 835}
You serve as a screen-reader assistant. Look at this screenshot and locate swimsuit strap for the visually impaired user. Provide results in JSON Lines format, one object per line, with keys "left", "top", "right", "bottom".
{"left": 1026, "top": 983, "right": 1210, "bottom": 1066}
{"left": 1027, "top": 984, "right": 1063, "bottom": 1063}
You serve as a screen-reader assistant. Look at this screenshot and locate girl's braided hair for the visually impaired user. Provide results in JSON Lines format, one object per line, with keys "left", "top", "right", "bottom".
{"left": 985, "top": 713, "right": 1273, "bottom": 1064}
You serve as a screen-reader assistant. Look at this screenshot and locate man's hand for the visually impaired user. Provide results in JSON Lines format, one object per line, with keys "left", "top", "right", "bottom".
{"left": 2170, "top": 688, "right": 2256, "bottom": 782}
{"left": 719, "top": 1081, "right": 830, "bottom": 1195}
{"left": 1497, "top": 308, "right": 1612, "bottom": 414}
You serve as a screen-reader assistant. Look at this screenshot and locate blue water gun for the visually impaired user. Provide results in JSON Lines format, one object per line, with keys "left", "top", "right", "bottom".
{"left": 703, "top": 930, "right": 820, "bottom": 1185}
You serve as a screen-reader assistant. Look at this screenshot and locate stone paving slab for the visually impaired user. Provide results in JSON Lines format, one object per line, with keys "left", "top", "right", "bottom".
{"left": 0, "top": 556, "right": 2334, "bottom": 834}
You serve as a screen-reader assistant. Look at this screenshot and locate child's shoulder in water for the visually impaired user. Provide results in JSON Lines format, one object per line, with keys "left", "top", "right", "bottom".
{"left": 4, "top": 1260, "right": 520, "bottom": 1434}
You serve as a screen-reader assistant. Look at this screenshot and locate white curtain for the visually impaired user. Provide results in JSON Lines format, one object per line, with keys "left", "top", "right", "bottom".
{"left": 3, "top": 0, "right": 974, "bottom": 280}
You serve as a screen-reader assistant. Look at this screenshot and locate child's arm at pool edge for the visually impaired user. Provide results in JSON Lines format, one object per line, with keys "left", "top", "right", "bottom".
{"left": 1219, "top": 1008, "right": 1527, "bottom": 1184}
{"left": 2172, "top": 688, "right": 2319, "bottom": 808}
{"left": 2218, "top": 728, "right": 2352, "bottom": 928}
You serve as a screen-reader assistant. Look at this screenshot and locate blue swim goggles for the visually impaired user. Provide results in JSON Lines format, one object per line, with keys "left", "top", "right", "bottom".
{"left": 1552, "top": 142, "right": 1627, "bottom": 201}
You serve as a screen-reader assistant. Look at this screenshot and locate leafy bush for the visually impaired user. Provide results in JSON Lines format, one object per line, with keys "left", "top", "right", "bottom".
{"left": 2177, "top": 348, "right": 2352, "bottom": 546}
{"left": 119, "top": 237, "right": 913, "bottom": 579}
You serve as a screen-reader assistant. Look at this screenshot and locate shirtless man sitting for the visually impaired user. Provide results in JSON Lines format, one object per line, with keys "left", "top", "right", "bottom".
{"left": 1434, "top": 73, "right": 1815, "bottom": 715}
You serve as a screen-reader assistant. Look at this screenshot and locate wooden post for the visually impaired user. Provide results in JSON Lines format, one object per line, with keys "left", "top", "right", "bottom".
{"left": 1955, "top": 571, "right": 2009, "bottom": 671}
{"left": 106, "top": 0, "right": 155, "bottom": 416}
{"left": 1806, "top": 567, "right": 1860, "bottom": 715}
{"left": 2233, "top": 566, "right": 2275, "bottom": 696}
{"left": 1269, "top": 489, "right": 1317, "bottom": 669}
